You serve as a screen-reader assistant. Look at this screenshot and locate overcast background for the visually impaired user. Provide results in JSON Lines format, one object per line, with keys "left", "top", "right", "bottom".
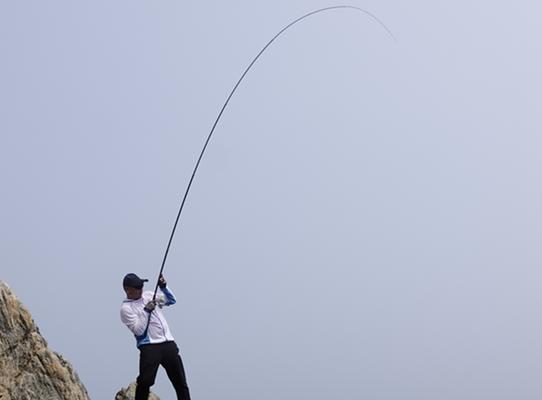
{"left": 2, "top": 1, "right": 542, "bottom": 399}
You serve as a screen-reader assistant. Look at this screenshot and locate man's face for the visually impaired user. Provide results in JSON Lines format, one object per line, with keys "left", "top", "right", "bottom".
{"left": 124, "top": 286, "right": 143, "bottom": 300}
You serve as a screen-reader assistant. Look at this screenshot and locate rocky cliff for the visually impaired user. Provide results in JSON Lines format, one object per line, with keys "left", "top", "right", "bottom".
{"left": 0, "top": 281, "right": 90, "bottom": 400}
{"left": 0, "top": 281, "right": 158, "bottom": 400}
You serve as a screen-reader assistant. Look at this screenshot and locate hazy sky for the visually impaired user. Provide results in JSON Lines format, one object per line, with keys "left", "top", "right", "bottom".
{"left": 2, "top": 1, "right": 542, "bottom": 399}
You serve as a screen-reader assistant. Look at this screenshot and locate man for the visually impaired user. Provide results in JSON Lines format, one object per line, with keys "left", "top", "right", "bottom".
{"left": 120, "top": 273, "right": 191, "bottom": 400}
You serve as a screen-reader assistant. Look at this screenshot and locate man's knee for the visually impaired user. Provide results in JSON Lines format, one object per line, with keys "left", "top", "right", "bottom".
{"left": 137, "top": 373, "right": 156, "bottom": 388}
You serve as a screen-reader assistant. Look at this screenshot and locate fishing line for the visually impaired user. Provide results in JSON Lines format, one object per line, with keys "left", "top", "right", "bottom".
{"left": 150, "top": 5, "right": 395, "bottom": 301}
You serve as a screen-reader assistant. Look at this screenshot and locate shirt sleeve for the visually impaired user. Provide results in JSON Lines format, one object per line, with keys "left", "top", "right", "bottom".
{"left": 120, "top": 303, "right": 150, "bottom": 337}
{"left": 160, "top": 286, "right": 177, "bottom": 306}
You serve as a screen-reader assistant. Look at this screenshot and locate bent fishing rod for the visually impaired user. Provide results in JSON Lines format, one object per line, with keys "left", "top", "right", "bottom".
{"left": 150, "top": 5, "right": 396, "bottom": 302}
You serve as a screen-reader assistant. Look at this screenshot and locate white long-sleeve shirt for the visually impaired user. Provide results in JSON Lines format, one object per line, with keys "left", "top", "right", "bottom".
{"left": 120, "top": 287, "right": 176, "bottom": 347}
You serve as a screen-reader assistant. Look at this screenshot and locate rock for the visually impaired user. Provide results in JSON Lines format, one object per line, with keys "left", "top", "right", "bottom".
{"left": 0, "top": 281, "right": 90, "bottom": 400}
{"left": 114, "top": 382, "right": 160, "bottom": 400}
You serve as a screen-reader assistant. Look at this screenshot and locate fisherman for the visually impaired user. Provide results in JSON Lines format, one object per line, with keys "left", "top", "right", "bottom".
{"left": 120, "top": 273, "right": 191, "bottom": 400}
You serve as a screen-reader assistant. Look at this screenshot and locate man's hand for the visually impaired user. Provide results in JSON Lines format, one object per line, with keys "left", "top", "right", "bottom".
{"left": 158, "top": 275, "right": 167, "bottom": 289}
{"left": 144, "top": 300, "right": 156, "bottom": 313}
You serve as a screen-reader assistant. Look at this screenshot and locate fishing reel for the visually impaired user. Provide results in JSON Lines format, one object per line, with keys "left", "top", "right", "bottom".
{"left": 155, "top": 297, "right": 166, "bottom": 309}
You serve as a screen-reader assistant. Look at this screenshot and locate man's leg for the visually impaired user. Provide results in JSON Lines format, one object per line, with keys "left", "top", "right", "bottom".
{"left": 135, "top": 345, "right": 161, "bottom": 400}
{"left": 161, "top": 342, "right": 191, "bottom": 400}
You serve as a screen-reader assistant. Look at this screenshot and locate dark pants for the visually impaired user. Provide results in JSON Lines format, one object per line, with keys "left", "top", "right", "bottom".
{"left": 135, "top": 341, "right": 191, "bottom": 400}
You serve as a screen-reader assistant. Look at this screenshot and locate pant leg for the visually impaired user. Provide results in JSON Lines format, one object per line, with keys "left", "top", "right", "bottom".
{"left": 160, "top": 342, "right": 191, "bottom": 400}
{"left": 135, "top": 345, "right": 162, "bottom": 400}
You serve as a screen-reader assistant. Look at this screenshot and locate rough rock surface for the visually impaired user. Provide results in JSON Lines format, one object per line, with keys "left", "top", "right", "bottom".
{"left": 115, "top": 382, "right": 160, "bottom": 400}
{"left": 0, "top": 281, "right": 90, "bottom": 400}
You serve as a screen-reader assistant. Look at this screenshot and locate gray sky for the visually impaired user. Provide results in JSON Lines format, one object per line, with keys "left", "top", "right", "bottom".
{"left": 2, "top": 1, "right": 542, "bottom": 399}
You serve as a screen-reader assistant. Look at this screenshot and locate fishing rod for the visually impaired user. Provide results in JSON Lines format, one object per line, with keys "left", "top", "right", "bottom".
{"left": 150, "top": 5, "right": 396, "bottom": 302}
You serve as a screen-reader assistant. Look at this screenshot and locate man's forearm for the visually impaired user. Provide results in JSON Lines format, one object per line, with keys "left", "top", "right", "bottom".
{"left": 160, "top": 286, "right": 177, "bottom": 305}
